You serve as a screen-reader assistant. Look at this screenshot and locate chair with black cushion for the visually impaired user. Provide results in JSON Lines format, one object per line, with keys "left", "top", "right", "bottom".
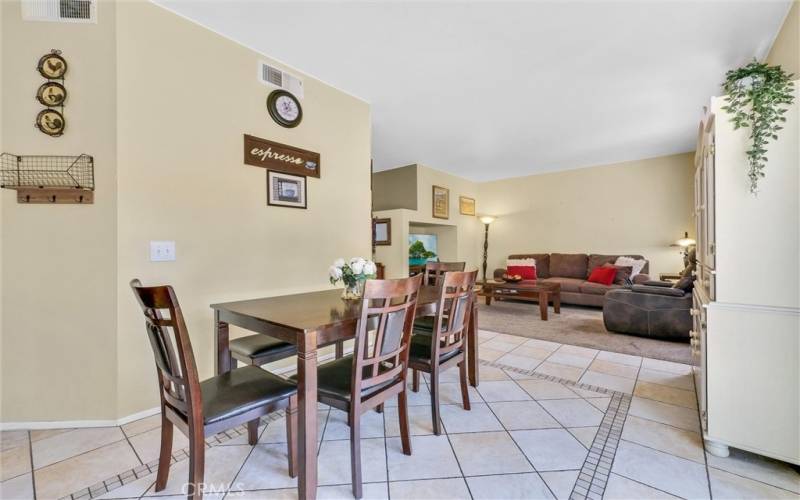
{"left": 130, "top": 280, "right": 297, "bottom": 499}
{"left": 229, "top": 334, "right": 296, "bottom": 368}
{"left": 292, "top": 275, "right": 422, "bottom": 498}
{"left": 413, "top": 261, "right": 467, "bottom": 333}
{"left": 409, "top": 270, "right": 477, "bottom": 435}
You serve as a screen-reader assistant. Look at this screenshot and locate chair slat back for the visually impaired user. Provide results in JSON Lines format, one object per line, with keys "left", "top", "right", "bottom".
{"left": 431, "top": 270, "right": 478, "bottom": 359}
{"left": 352, "top": 275, "right": 423, "bottom": 396}
{"left": 423, "top": 262, "right": 466, "bottom": 286}
{"left": 130, "top": 279, "right": 201, "bottom": 417}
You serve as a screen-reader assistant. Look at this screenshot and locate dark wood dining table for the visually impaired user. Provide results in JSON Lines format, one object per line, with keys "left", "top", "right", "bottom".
{"left": 210, "top": 286, "right": 479, "bottom": 500}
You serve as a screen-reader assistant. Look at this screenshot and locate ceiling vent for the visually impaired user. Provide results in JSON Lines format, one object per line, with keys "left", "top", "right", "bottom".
{"left": 22, "top": 0, "right": 96, "bottom": 23}
{"left": 258, "top": 61, "right": 304, "bottom": 99}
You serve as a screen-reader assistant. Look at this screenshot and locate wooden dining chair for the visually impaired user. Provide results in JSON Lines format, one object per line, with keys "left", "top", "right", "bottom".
{"left": 130, "top": 280, "right": 298, "bottom": 499}
{"left": 423, "top": 261, "right": 466, "bottom": 286}
{"left": 409, "top": 270, "right": 477, "bottom": 435}
{"left": 293, "top": 275, "right": 422, "bottom": 498}
{"left": 229, "top": 334, "right": 296, "bottom": 368}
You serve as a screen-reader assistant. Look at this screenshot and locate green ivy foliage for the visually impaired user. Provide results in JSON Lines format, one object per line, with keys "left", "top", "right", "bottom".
{"left": 721, "top": 60, "right": 795, "bottom": 194}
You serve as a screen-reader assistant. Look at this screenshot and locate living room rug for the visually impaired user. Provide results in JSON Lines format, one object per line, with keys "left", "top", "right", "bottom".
{"left": 477, "top": 300, "right": 693, "bottom": 365}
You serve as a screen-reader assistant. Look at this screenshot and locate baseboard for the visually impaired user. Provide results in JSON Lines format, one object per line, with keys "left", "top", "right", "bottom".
{"left": 0, "top": 347, "right": 349, "bottom": 431}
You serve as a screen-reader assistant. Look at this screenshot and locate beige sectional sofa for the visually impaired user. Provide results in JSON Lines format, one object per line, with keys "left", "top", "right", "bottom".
{"left": 493, "top": 253, "right": 650, "bottom": 307}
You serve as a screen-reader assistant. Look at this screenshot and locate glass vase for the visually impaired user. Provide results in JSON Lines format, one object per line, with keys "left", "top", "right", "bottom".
{"left": 342, "top": 279, "right": 366, "bottom": 300}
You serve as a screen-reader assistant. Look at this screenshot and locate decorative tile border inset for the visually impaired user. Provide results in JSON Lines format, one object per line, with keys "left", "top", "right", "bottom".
{"left": 479, "top": 358, "right": 632, "bottom": 500}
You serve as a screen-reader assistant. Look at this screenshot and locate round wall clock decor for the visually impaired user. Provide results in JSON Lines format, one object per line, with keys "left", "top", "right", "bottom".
{"left": 36, "top": 82, "right": 67, "bottom": 107}
{"left": 35, "top": 109, "right": 65, "bottom": 136}
{"left": 267, "top": 90, "right": 302, "bottom": 128}
{"left": 37, "top": 51, "right": 67, "bottom": 79}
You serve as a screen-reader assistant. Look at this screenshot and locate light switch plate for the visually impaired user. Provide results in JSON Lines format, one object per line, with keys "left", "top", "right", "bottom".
{"left": 150, "top": 241, "right": 176, "bottom": 262}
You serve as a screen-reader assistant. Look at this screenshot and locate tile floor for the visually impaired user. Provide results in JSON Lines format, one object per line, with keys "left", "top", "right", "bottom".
{"left": 1, "top": 330, "right": 798, "bottom": 499}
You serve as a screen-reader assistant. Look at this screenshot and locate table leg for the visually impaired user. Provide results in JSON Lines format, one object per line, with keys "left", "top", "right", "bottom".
{"left": 485, "top": 292, "right": 492, "bottom": 306}
{"left": 297, "top": 332, "right": 318, "bottom": 500}
{"left": 538, "top": 292, "right": 548, "bottom": 321}
{"left": 214, "top": 311, "right": 231, "bottom": 375}
{"left": 553, "top": 291, "right": 561, "bottom": 314}
{"left": 468, "top": 300, "right": 479, "bottom": 387}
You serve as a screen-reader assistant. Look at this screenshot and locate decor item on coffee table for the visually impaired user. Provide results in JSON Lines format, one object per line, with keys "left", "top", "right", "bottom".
{"left": 483, "top": 280, "right": 560, "bottom": 320}
{"left": 479, "top": 215, "right": 496, "bottom": 283}
{"left": 493, "top": 253, "right": 650, "bottom": 308}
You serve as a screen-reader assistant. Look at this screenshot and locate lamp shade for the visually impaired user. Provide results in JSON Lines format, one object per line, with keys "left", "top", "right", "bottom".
{"left": 479, "top": 216, "right": 496, "bottom": 225}
{"left": 674, "top": 231, "right": 696, "bottom": 247}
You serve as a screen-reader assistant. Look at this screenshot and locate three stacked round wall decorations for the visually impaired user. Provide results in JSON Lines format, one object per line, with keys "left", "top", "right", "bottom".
{"left": 35, "top": 50, "right": 67, "bottom": 137}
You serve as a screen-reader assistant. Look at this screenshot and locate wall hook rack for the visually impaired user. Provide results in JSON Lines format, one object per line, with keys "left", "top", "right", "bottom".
{"left": 0, "top": 153, "right": 94, "bottom": 204}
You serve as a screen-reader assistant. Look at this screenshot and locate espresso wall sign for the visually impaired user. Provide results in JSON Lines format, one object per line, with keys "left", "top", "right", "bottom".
{"left": 243, "top": 134, "right": 320, "bottom": 178}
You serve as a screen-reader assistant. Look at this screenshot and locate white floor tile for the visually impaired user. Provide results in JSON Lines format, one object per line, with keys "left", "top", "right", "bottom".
{"left": 261, "top": 411, "right": 329, "bottom": 444}
{"left": 142, "top": 444, "right": 252, "bottom": 496}
{"left": 496, "top": 353, "right": 544, "bottom": 371}
{"left": 386, "top": 435, "right": 461, "bottom": 481}
{"left": 540, "top": 470, "right": 580, "bottom": 500}
{"left": 612, "top": 440, "right": 710, "bottom": 499}
{"left": 511, "top": 429, "right": 588, "bottom": 471}
{"left": 515, "top": 379, "right": 580, "bottom": 400}
{"left": 603, "top": 473, "right": 679, "bottom": 499}
{"left": 708, "top": 467, "right": 800, "bottom": 499}
{"left": 545, "top": 352, "right": 594, "bottom": 369}
{"left": 621, "top": 416, "right": 705, "bottom": 463}
{"left": 634, "top": 381, "right": 697, "bottom": 409}
{"left": 637, "top": 368, "right": 694, "bottom": 391}
{"left": 588, "top": 359, "right": 639, "bottom": 379}
{"left": 467, "top": 472, "right": 555, "bottom": 499}
{"left": 567, "top": 427, "right": 598, "bottom": 449}
{"left": 448, "top": 431, "right": 533, "bottom": 476}
{"left": 533, "top": 362, "right": 584, "bottom": 382}
{"left": 538, "top": 399, "right": 604, "bottom": 427}
{"left": 384, "top": 382, "right": 431, "bottom": 407}
{"left": 481, "top": 339, "right": 521, "bottom": 353}
{"left": 127, "top": 425, "right": 189, "bottom": 464}
{"left": 389, "top": 477, "right": 471, "bottom": 500}
{"left": 489, "top": 401, "right": 560, "bottom": 430}
{"left": 475, "top": 365, "right": 511, "bottom": 381}
{"left": 32, "top": 427, "right": 126, "bottom": 469}
{"left": 0, "top": 473, "right": 34, "bottom": 500}
{"left": 439, "top": 403, "right": 504, "bottom": 434}
{"left": 234, "top": 443, "right": 297, "bottom": 490}
{"left": 641, "top": 358, "right": 693, "bottom": 375}
{"left": 510, "top": 345, "right": 555, "bottom": 360}
{"left": 628, "top": 397, "right": 701, "bottom": 433}
{"left": 476, "top": 381, "right": 531, "bottom": 402}
{"left": 317, "top": 438, "right": 387, "bottom": 486}
{"left": 706, "top": 447, "right": 800, "bottom": 494}
{"left": 586, "top": 397, "right": 611, "bottom": 411}
{"left": 384, "top": 405, "right": 435, "bottom": 437}
{"left": 437, "top": 382, "right": 482, "bottom": 406}
{"left": 324, "top": 409, "right": 385, "bottom": 441}
{"left": 555, "top": 345, "right": 598, "bottom": 359}
{"left": 579, "top": 370, "right": 636, "bottom": 394}
{"left": 595, "top": 351, "right": 642, "bottom": 368}
{"left": 522, "top": 338, "right": 563, "bottom": 352}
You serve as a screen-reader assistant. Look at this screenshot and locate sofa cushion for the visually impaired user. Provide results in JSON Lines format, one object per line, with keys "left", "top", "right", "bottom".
{"left": 539, "top": 277, "right": 583, "bottom": 293}
{"left": 587, "top": 266, "right": 616, "bottom": 286}
{"left": 509, "top": 254, "right": 550, "bottom": 278}
{"left": 550, "top": 253, "right": 588, "bottom": 279}
{"left": 587, "top": 254, "right": 619, "bottom": 277}
{"left": 580, "top": 281, "right": 620, "bottom": 295}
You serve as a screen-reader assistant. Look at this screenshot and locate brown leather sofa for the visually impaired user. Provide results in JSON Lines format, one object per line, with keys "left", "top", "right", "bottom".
{"left": 493, "top": 253, "right": 650, "bottom": 307}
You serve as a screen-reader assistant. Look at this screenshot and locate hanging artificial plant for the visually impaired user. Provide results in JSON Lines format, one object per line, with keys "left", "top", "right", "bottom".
{"left": 721, "top": 60, "right": 795, "bottom": 194}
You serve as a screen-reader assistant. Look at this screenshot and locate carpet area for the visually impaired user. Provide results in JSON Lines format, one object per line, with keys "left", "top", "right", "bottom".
{"left": 477, "top": 300, "right": 693, "bottom": 365}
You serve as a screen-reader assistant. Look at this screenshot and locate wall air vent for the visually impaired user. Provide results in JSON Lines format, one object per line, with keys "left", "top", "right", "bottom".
{"left": 22, "top": 0, "right": 96, "bottom": 23}
{"left": 258, "top": 61, "right": 304, "bottom": 99}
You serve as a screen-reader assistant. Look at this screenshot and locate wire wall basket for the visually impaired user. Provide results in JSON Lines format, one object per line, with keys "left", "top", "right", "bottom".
{"left": 1, "top": 153, "right": 94, "bottom": 190}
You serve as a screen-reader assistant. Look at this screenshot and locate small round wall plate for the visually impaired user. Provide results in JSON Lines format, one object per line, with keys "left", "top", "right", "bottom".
{"left": 37, "top": 51, "right": 67, "bottom": 79}
{"left": 36, "top": 82, "right": 67, "bottom": 107}
{"left": 35, "top": 109, "right": 65, "bottom": 136}
{"left": 267, "top": 89, "right": 302, "bottom": 128}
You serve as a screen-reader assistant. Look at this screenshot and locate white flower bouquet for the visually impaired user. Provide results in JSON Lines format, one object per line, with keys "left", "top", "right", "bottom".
{"left": 329, "top": 257, "right": 378, "bottom": 299}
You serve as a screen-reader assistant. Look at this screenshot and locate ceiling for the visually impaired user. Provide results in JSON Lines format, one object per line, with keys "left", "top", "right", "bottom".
{"left": 155, "top": 0, "right": 791, "bottom": 181}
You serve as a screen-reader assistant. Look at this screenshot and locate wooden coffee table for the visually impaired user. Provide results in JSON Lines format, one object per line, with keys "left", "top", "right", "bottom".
{"left": 482, "top": 280, "right": 561, "bottom": 320}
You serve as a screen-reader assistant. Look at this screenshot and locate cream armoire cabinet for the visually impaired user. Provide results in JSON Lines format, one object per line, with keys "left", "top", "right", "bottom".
{"left": 692, "top": 85, "right": 799, "bottom": 464}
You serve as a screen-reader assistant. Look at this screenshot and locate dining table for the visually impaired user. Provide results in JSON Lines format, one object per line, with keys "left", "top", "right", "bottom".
{"left": 210, "top": 285, "right": 479, "bottom": 500}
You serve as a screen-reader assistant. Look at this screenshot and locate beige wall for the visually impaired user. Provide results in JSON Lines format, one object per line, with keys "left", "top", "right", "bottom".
{"left": 372, "top": 165, "right": 417, "bottom": 211}
{"left": 373, "top": 164, "right": 481, "bottom": 278}
{"left": 1, "top": 0, "right": 119, "bottom": 421}
{"left": 477, "top": 154, "right": 695, "bottom": 278}
{"left": 1, "top": 0, "right": 371, "bottom": 423}
{"left": 767, "top": 1, "right": 799, "bottom": 76}
{"left": 114, "top": 2, "right": 371, "bottom": 417}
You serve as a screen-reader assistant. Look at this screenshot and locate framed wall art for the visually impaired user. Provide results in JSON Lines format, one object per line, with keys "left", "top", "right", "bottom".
{"left": 432, "top": 185, "right": 449, "bottom": 219}
{"left": 459, "top": 196, "right": 476, "bottom": 216}
{"left": 373, "top": 218, "right": 391, "bottom": 246}
{"left": 267, "top": 170, "right": 307, "bottom": 209}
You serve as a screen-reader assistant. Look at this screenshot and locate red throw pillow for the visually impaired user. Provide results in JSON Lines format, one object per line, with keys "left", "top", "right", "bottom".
{"left": 507, "top": 265, "right": 537, "bottom": 280}
{"left": 587, "top": 266, "right": 616, "bottom": 286}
